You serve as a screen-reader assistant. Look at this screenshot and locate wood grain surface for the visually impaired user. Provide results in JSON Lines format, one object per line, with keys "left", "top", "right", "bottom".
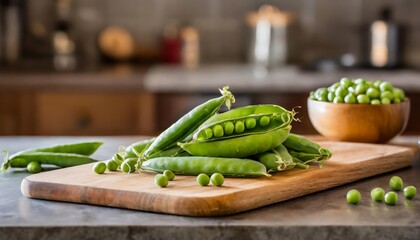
{"left": 21, "top": 141, "right": 415, "bottom": 216}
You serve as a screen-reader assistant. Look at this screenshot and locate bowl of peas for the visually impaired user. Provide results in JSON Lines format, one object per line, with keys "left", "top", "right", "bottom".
{"left": 308, "top": 78, "right": 410, "bottom": 143}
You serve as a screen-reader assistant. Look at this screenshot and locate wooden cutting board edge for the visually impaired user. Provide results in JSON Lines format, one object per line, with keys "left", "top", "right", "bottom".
{"left": 21, "top": 145, "right": 416, "bottom": 217}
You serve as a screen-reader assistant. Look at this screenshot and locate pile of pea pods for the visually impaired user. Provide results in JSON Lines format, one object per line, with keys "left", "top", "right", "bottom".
{"left": 110, "top": 86, "right": 332, "bottom": 178}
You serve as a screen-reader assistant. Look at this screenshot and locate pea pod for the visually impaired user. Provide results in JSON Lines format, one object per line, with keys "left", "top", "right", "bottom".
{"left": 122, "top": 138, "right": 155, "bottom": 159}
{"left": 2, "top": 142, "right": 102, "bottom": 172}
{"left": 142, "top": 86, "right": 235, "bottom": 159}
{"left": 3, "top": 152, "right": 96, "bottom": 170}
{"left": 192, "top": 104, "right": 294, "bottom": 142}
{"left": 141, "top": 156, "right": 268, "bottom": 177}
{"left": 283, "top": 134, "right": 332, "bottom": 167}
{"left": 10, "top": 141, "right": 103, "bottom": 157}
{"left": 254, "top": 144, "right": 295, "bottom": 172}
{"left": 179, "top": 125, "right": 291, "bottom": 158}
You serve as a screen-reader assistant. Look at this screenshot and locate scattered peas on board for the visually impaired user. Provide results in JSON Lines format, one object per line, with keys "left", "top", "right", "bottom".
{"left": 93, "top": 162, "right": 106, "bottom": 174}
{"left": 210, "top": 173, "right": 224, "bottom": 187}
{"left": 163, "top": 170, "right": 175, "bottom": 181}
{"left": 197, "top": 173, "right": 210, "bottom": 186}
{"left": 154, "top": 174, "right": 169, "bottom": 188}
{"left": 310, "top": 78, "right": 406, "bottom": 105}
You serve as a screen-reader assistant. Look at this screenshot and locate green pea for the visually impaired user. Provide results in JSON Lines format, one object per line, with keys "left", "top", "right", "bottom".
{"left": 355, "top": 84, "right": 368, "bottom": 95}
{"left": 346, "top": 189, "right": 361, "bottom": 204}
{"left": 381, "top": 98, "right": 391, "bottom": 104}
{"left": 389, "top": 176, "right": 403, "bottom": 191}
{"left": 366, "top": 87, "right": 380, "bottom": 99}
{"left": 27, "top": 161, "right": 42, "bottom": 174}
{"left": 309, "top": 91, "right": 316, "bottom": 100}
{"left": 223, "top": 122, "right": 234, "bottom": 135}
{"left": 340, "top": 77, "right": 352, "bottom": 88}
{"left": 163, "top": 170, "right": 175, "bottom": 181}
{"left": 333, "top": 96, "right": 344, "bottom": 103}
{"left": 315, "top": 88, "right": 328, "bottom": 101}
{"left": 393, "top": 88, "right": 405, "bottom": 100}
{"left": 393, "top": 97, "right": 401, "bottom": 103}
{"left": 245, "top": 118, "right": 257, "bottom": 129}
{"left": 348, "top": 86, "right": 355, "bottom": 94}
{"left": 107, "top": 160, "right": 119, "bottom": 171}
{"left": 197, "top": 173, "right": 210, "bottom": 186}
{"left": 353, "top": 78, "right": 366, "bottom": 85}
{"left": 344, "top": 93, "right": 356, "bottom": 104}
{"left": 234, "top": 121, "right": 245, "bottom": 133}
{"left": 204, "top": 128, "right": 213, "bottom": 139}
{"left": 327, "top": 91, "right": 336, "bottom": 102}
{"left": 121, "top": 158, "right": 137, "bottom": 173}
{"left": 259, "top": 116, "right": 270, "bottom": 126}
{"left": 335, "top": 86, "right": 348, "bottom": 98}
{"left": 357, "top": 94, "right": 370, "bottom": 104}
{"left": 373, "top": 80, "right": 382, "bottom": 88}
{"left": 380, "top": 91, "right": 394, "bottom": 101}
{"left": 404, "top": 186, "right": 416, "bottom": 199}
{"left": 370, "top": 187, "right": 385, "bottom": 202}
{"left": 93, "top": 161, "right": 106, "bottom": 174}
{"left": 210, "top": 173, "right": 224, "bottom": 187}
{"left": 384, "top": 191, "right": 398, "bottom": 205}
{"left": 371, "top": 99, "right": 381, "bottom": 105}
{"left": 154, "top": 174, "right": 168, "bottom": 187}
{"left": 328, "top": 82, "right": 340, "bottom": 92}
{"left": 380, "top": 81, "right": 393, "bottom": 92}
{"left": 212, "top": 124, "right": 224, "bottom": 138}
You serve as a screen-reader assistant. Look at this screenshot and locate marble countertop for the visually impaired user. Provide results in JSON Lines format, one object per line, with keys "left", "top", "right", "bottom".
{"left": 0, "top": 136, "right": 419, "bottom": 240}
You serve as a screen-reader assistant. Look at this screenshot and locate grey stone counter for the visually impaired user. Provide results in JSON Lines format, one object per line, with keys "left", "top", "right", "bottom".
{"left": 144, "top": 64, "right": 420, "bottom": 93}
{"left": 0, "top": 136, "right": 419, "bottom": 240}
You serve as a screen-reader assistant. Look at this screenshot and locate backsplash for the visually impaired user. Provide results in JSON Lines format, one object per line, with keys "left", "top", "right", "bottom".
{"left": 23, "top": 0, "right": 420, "bottom": 67}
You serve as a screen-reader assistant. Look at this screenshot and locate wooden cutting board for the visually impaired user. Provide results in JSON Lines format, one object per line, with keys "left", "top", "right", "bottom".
{"left": 21, "top": 141, "right": 415, "bottom": 216}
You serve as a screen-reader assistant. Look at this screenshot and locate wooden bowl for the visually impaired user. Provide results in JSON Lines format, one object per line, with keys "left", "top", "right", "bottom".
{"left": 307, "top": 98, "right": 410, "bottom": 143}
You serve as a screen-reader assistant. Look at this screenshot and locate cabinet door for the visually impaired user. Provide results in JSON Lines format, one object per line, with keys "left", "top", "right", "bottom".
{"left": 0, "top": 93, "right": 18, "bottom": 135}
{"left": 35, "top": 91, "right": 155, "bottom": 135}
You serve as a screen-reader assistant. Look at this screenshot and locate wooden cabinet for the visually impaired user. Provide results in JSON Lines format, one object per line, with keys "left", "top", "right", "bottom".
{"left": 0, "top": 91, "right": 35, "bottom": 135}
{"left": 0, "top": 90, "right": 156, "bottom": 136}
{"left": 34, "top": 91, "right": 156, "bottom": 136}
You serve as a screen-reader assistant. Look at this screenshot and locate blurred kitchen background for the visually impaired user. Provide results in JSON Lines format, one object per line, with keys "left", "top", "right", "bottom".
{"left": 0, "top": 0, "right": 420, "bottom": 136}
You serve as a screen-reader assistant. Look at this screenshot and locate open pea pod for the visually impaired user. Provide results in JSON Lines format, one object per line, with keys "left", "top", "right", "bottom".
{"left": 192, "top": 104, "right": 295, "bottom": 142}
{"left": 179, "top": 125, "right": 291, "bottom": 158}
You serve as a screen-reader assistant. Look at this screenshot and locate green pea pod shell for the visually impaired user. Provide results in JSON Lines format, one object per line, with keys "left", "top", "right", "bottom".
{"left": 9, "top": 141, "right": 103, "bottom": 158}
{"left": 142, "top": 86, "right": 235, "bottom": 159}
{"left": 179, "top": 125, "right": 291, "bottom": 158}
{"left": 283, "top": 134, "right": 332, "bottom": 167}
{"left": 283, "top": 134, "right": 332, "bottom": 157}
{"left": 2, "top": 152, "right": 97, "bottom": 171}
{"left": 255, "top": 144, "right": 295, "bottom": 172}
{"left": 141, "top": 156, "right": 269, "bottom": 177}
